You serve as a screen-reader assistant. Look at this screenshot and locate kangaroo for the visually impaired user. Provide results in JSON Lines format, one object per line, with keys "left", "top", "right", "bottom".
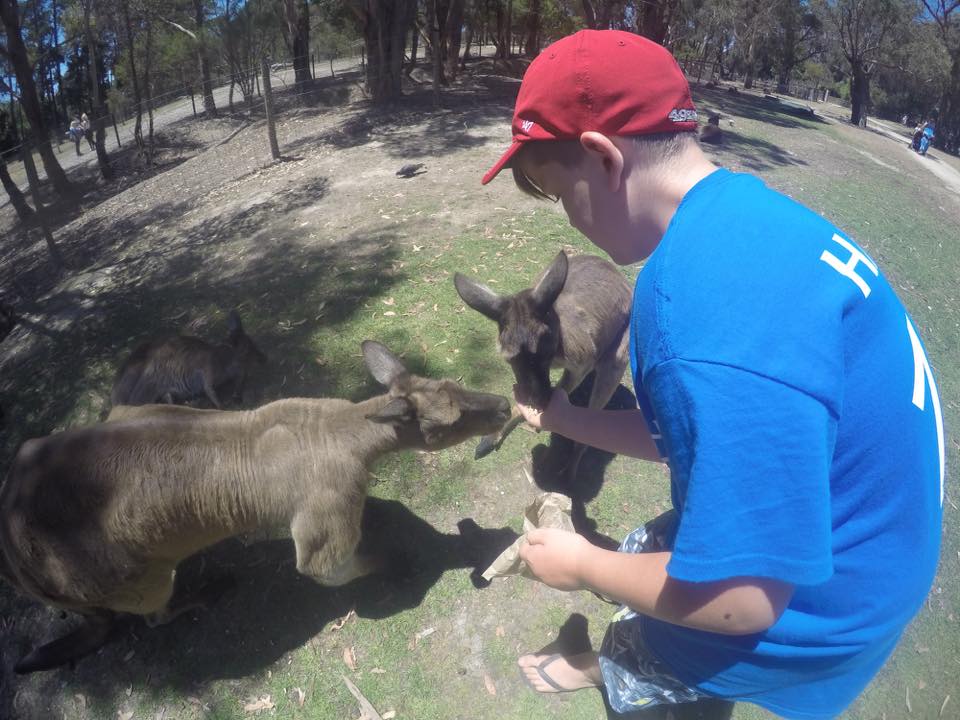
{"left": 454, "top": 251, "right": 632, "bottom": 479}
{"left": 110, "top": 309, "right": 267, "bottom": 409}
{"left": 0, "top": 340, "right": 510, "bottom": 674}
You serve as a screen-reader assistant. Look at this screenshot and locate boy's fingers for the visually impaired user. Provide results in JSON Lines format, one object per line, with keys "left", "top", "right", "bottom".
{"left": 524, "top": 528, "right": 546, "bottom": 545}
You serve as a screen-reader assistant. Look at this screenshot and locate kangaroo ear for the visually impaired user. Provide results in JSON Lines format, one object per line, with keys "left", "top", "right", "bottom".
{"left": 531, "top": 251, "right": 568, "bottom": 310}
{"left": 366, "top": 397, "right": 414, "bottom": 424}
{"left": 454, "top": 273, "right": 507, "bottom": 322}
{"left": 362, "top": 341, "right": 408, "bottom": 387}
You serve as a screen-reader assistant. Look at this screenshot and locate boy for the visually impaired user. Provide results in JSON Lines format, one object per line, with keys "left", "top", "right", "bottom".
{"left": 481, "top": 30, "right": 944, "bottom": 718}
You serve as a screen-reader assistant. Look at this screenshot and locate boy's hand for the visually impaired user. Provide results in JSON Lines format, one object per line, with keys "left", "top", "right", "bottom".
{"left": 513, "top": 386, "right": 571, "bottom": 432}
{"left": 519, "top": 527, "right": 589, "bottom": 591}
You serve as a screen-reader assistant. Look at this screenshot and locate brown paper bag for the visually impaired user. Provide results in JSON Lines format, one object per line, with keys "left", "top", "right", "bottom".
{"left": 480, "top": 492, "right": 575, "bottom": 581}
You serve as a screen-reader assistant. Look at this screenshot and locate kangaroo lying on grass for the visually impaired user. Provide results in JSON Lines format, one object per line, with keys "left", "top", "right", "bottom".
{"left": 110, "top": 309, "right": 267, "bottom": 409}
{"left": 454, "top": 251, "right": 632, "bottom": 479}
{"left": 0, "top": 340, "right": 510, "bottom": 674}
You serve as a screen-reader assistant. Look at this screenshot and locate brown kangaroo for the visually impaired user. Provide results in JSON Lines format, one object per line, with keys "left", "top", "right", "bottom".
{"left": 0, "top": 341, "right": 510, "bottom": 674}
{"left": 454, "top": 251, "right": 632, "bottom": 479}
{"left": 110, "top": 309, "right": 267, "bottom": 409}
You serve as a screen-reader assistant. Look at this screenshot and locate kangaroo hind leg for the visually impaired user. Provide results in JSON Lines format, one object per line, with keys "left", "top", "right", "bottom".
{"left": 292, "top": 504, "right": 381, "bottom": 587}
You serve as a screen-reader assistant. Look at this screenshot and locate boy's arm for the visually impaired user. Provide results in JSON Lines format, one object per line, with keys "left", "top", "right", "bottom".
{"left": 515, "top": 388, "right": 662, "bottom": 462}
{"left": 520, "top": 528, "right": 794, "bottom": 635}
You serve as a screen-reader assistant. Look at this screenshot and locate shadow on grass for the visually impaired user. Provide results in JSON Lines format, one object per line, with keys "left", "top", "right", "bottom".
{"left": 712, "top": 130, "right": 809, "bottom": 173}
{"left": 0, "top": 498, "right": 517, "bottom": 719}
{"left": 693, "top": 85, "right": 828, "bottom": 130}
{"left": 0, "top": 214, "right": 404, "bottom": 466}
{"left": 282, "top": 70, "right": 517, "bottom": 163}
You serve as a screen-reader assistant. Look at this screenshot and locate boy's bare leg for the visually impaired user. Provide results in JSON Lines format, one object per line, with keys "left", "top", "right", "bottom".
{"left": 518, "top": 650, "right": 603, "bottom": 692}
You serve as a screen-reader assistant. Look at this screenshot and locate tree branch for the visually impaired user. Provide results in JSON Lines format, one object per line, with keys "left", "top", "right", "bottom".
{"left": 159, "top": 16, "right": 196, "bottom": 40}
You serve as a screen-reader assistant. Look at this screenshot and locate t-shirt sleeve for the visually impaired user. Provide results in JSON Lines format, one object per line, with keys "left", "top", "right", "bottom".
{"left": 645, "top": 358, "right": 836, "bottom": 586}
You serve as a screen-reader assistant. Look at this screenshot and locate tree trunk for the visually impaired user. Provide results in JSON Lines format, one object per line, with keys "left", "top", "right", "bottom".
{"left": 849, "top": 64, "right": 869, "bottom": 126}
{"left": 743, "top": 39, "right": 756, "bottom": 89}
{"left": 428, "top": 0, "right": 442, "bottom": 103}
{"left": 493, "top": 0, "right": 507, "bottom": 58}
{"left": 408, "top": 15, "right": 419, "bottom": 73}
{"left": 0, "top": 0, "right": 71, "bottom": 196}
{"left": 283, "top": 0, "right": 313, "bottom": 100}
{"left": 581, "top": 0, "right": 598, "bottom": 29}
{"left": 83, "top": 0, "right": 112, "bottom": 180}
{"left": 144, "top": 20, "right": 156, "bottom": 163}
{"left": 937, "top": 52, "right": 960, "bottom": 153}
{"left": 195, "top": 0, "right": 217, "bottom": 117}
{"left": 445, "top": 0, "right": 465, "bottom": 79}
{"left": 120, "top": 0, "right": 144, "bottom": 149}
{"left": 460, "top": 22, "right": 473, "bottom": 68}
{"left": 523, "top": 0, "right": 541, "bottom": 58}
{"left": 52, "top": 0, "right": 69, "bottom": 129}
{"left": 362, "top": 0, "right": 414, "bottom": 102}
{"left": 0, "top": 158, "right": 33, "bottom": 221}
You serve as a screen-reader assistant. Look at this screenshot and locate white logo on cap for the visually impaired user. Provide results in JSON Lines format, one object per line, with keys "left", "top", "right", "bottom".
{"left": 669, "top": 108, "right": 698, "bottom": 122}
{"left": 519, "top": 119, "right": 535, "bottom": 133}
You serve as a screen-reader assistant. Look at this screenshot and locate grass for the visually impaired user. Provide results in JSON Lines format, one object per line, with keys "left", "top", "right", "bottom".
{"left": 1, "top": 82, "right": 958, "bottom": 720}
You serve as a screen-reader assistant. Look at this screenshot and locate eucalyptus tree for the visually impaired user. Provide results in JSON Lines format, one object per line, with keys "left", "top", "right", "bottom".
{"left": 820, "top": 0, "right": 917, "bottom": 126}
{"left": 350, "top": 0, "right": 415, "bottom": 101}
{"left": 0, "top": 0, "right": 72, "bottom": 194}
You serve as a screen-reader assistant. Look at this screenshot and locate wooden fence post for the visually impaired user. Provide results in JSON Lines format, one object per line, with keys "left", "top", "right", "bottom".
{"left": 261, "top": 57, "right": 281, "bottom": 160}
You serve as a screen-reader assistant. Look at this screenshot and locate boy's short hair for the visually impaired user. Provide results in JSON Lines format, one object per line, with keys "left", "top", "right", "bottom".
{"left": 509, "top": 133, "right": 698, "bottom": 201}
{"left": 483, "top": 30, "right": 698, "bottom": 186}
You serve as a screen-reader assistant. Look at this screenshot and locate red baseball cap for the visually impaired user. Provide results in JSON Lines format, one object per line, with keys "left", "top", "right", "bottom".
{"left": 482, "top": 30, "right": 698, "bottom": 185}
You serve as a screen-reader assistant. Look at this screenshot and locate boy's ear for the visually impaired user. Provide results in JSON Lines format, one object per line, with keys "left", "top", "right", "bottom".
{"left": 579, "top": 131, "right": 624, "bottom": 193}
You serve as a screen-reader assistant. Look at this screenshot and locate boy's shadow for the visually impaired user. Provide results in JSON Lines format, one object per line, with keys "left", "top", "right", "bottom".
{"left": 530, "top": 374, "right": 637, "bottom": 551}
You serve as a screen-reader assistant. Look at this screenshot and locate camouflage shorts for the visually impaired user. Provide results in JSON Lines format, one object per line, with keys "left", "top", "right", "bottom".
{"left": 598, "top": 511, "right": 707, "bottom": 714}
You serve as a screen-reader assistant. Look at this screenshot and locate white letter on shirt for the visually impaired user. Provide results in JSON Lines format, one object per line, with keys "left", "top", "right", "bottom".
{"left": 906, "top": 315, "right": 945, "bottom": 506}
{"left": 820, "top": 233, "right": 878, "bottom": 298}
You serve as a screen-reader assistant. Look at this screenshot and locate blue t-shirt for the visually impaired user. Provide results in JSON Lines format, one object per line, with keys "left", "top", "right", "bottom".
{"left": 629, "top": 169, "right": 944, "bottom": 719}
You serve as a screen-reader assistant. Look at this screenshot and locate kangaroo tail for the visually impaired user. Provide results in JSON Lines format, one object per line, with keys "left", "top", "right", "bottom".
{"left": 14, "top": 611, "right": 116, "bottom": 674}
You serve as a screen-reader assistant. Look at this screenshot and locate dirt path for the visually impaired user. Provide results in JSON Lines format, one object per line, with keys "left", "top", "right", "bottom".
{"left": 816, "top": 102, "right": 960, "bottom": 196}
{"left": 0, "top": 59, "right": 362, "bottom": 205}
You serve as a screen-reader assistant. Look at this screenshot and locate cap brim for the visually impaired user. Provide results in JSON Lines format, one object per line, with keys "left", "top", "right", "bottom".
{"left": 481, "top": 140, "right": 524, "bottom": 185}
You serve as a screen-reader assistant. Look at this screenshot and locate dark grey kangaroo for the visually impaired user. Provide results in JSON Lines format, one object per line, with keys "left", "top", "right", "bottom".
{"left": 454, "top": 251, "right": 632, "bottom": 479}
{"left": 110, "top": 310, "right": 267, "bottom": 408}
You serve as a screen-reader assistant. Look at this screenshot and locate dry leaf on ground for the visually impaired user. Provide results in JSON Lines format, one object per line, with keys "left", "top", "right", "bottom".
{"left": 118, "top": 712, "right": 134, "bottom": 720}
{"left": 343, "top": 645, "right": 358, "bottom": 671}
{"left": 243, "top": 695, "right": 275, "bottom": 713}
{"left": 483, "top": 674, "right": 497, "bottom": 696}
{"left": 292, "top": 687, "right": 306, "bottom": 707}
